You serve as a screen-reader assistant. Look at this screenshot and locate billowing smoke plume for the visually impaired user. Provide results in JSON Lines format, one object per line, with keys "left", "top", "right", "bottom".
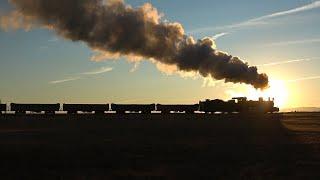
{"left": 4, "top": 0, "right": 269, "bottom": 89}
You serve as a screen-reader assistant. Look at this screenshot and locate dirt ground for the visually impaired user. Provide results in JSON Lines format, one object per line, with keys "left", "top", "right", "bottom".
{"left": 0, "top": 113, "right": 319, "bottom": 179}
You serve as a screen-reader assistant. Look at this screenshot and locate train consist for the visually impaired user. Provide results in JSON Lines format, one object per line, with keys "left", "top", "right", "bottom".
{"left": 0, "top": 97, "right": 279, "bottom": 114}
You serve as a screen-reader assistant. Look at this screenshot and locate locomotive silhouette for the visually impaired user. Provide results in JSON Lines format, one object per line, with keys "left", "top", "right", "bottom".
{"left": 0, "top": 97, "right": 279, "bottom": 114}
{"left": 199, "top": 97, "right": 279, "bottom": 113}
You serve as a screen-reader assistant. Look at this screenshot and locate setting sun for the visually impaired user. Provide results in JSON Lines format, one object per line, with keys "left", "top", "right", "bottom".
{"left": 246, "top": 80, "right": 289, "bottom": 108}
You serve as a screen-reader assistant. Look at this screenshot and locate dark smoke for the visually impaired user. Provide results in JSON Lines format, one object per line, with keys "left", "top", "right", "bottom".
{"left": 7, "top": 0, "right": 269, "bottom": 89}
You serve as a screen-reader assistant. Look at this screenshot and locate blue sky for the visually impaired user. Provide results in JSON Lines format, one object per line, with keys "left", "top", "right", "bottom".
{"left": 0, "top": 0, "right": 319, "bottom": 108}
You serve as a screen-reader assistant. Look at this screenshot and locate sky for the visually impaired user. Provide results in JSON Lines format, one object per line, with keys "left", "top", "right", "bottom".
{"left": 0, "top": 0, "right": 319, "bottom": 109}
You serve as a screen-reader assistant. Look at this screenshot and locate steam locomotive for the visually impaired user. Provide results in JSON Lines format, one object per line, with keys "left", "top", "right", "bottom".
{"left": 0, "top": 97, "right": 279, "bottom": 114}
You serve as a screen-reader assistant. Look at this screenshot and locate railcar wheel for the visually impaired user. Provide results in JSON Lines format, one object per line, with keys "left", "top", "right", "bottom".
{"left": 67, "top": 111, "right": 77, "bottom": 115}
{"left": 95, "top": 111, "right": 105, "bottom": 114}
{"left": 142, "top": 111, "right": 151, "bottom": 114}
{"left": 45, "top": 111, "right": 55, "bottom": 115}
{"left": 161, "top": 110, "right": 170, "bottom": 114}
{"left": 16, "top": 111, "right": 26, "bottom": 115}
{"left": 185, "top": 110, "right": 194, "bottom": 114}
{"left": 116, "top": 111, "right": 125, "bottom": 114}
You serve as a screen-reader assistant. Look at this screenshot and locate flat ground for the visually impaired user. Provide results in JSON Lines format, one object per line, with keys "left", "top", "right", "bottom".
{"left": 0, "top": 113, "right": 319, "bottom": 179}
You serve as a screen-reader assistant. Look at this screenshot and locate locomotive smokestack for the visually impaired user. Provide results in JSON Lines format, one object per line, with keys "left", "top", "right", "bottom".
{"left": 4, "top": 0, "right": 269, "bottom": 89}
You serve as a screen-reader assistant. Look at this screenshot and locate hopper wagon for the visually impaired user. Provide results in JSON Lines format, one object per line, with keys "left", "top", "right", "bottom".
{"left": 111, "top": 104, "right": 156, "bottom": 114}
{"left": 156, "top": 104, "right": 199, "bottom": 114}
{"left": 10, "top": 103, "right": 60, "bottom": 114}
{"left": 63, "top": 104, "right": 109, "bottom": 114}
{"left": 199, "top": 99, "right": 238, "bottom": 113}
{"left": 0, "top": 104, "right": 6, "bottom": 114}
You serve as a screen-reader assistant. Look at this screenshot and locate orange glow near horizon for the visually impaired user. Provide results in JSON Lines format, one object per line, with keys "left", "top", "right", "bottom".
{"left": 227, "top": 79, "right": 290, "bottom": 108}
{"left": 246, "top": 79, "right": 289, "bottom": 108}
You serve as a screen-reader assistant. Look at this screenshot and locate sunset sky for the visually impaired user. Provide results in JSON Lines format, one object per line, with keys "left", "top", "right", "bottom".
{"left": 0, "top": 0, "right": 320, "bottom": 109}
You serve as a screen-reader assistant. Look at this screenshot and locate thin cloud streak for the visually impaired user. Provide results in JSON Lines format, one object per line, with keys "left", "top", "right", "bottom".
{"left": 50, "top": 66, "right": 113, "bottom": 84}
{"left": 257, "top": 58, "right": 313, "bottom": 67}
{"left": 81, "top": 66, "right": 113, "bottom": 75}
{"left": 212, "top": 32, "right": 229, "bottom": 40}
{"left": 49, "top": 77, "right": 80, "bottom": 84}
{"left": 287, "top": 76, "right": 320, "bottom": 83}
{"left": 48, "top": 37, "right": 59, "bottom": 42}
{"left": 250, "top": 1, "right": 320, "bottom": 22}
{"left": 265, "top": 38, "right": 320, "bottom": 46}
{"left": 190, "top": 1, "right": 320, "bottom": 34}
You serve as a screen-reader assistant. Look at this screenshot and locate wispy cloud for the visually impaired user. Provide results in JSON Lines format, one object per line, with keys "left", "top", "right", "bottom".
{"left": 256, "top": 58, "right": 313, "bottom": 67}
{"left": 81, "top": 66, "right": 113, "bottom": 75}
{"left": 39, "top": 45, "right": 49, "bottom": 49}
{"left": 48, "top": 37, "right": 59, "bottom": 42}
{"left": 265, "top": 38, "right": 320, "bottom": 46}
{"left": 49, "top": 66, "right": 113, "bottom": 84}
{"left": 190, "top": 1, "right": 320, "bottom": 34}
{"left": 252, "top": 1, "right": 320, "bottom": 21}
{"left": 49, "top": 77, "right": 80, "bottom": 84}
{"left": 287, "top": 76, "right": 320, "bottom": 83}
{"left": 212, "top": 32, "right": 229, "bottom": 40}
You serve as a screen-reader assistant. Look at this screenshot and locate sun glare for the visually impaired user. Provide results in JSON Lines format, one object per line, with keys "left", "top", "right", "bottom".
{"left": 246, "top": 79, "right": 289, "bottom": 108}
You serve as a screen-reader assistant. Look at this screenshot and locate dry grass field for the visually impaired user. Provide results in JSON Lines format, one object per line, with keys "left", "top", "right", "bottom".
{"left": 0, "top": 113, "right": 319, "bottom": 179}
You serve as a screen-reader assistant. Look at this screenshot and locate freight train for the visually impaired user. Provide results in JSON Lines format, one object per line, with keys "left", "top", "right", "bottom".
{"left": 0, "top": 97, "right": 279, "bottom": 114}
